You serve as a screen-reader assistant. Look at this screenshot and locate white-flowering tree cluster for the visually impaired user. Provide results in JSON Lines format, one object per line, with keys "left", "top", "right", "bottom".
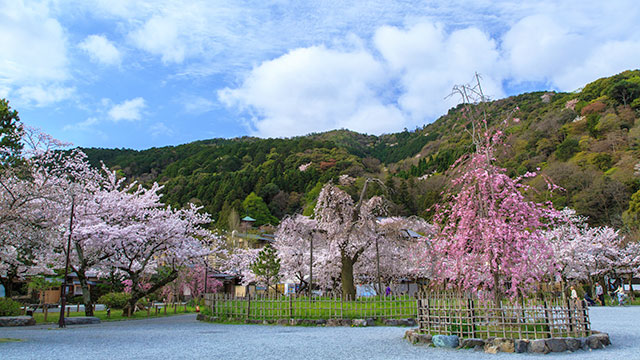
{"left": 262, "top": 182, "right": 433, "bottom": 298}
{"left": 544, "top": 208, "right": 639, "bottom": 294}
{"left": 0, "top": 128, "right": 221, "bottom": 314}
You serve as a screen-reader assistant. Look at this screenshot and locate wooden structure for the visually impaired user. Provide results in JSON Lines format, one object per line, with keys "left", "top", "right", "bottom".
{"left": 416, "top": 292, "right": 591, "bottom": 339}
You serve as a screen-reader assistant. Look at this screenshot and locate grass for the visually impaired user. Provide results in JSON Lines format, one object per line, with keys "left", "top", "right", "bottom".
{"left": 0, "top": 338, "right": 24, "bottom": 343}
{"left": 205, "top": 295, "right": 416, "bottom": 321}
{"left": 32, "top": 304, "right": 197, "bottom": 324}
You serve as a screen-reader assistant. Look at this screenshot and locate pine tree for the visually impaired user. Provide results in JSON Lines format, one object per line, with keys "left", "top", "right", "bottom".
{"left": 250, "top": 244, "right": 281, "bottom": 292}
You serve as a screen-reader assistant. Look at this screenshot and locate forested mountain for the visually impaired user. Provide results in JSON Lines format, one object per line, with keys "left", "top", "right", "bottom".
{"left": 83, "top": 70, "right": 640, "bottom": 231}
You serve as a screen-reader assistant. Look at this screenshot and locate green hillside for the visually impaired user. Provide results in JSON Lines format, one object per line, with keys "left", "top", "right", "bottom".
{"left": 83, "top": 70, "right": 640, "bottom": 230}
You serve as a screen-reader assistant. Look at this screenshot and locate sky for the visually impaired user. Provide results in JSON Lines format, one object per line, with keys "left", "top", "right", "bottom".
{"left": 2, "top": 0, "right": 639, "bottom": 150}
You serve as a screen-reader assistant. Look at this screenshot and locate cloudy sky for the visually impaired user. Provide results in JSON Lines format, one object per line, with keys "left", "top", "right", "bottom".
{"left": 2, "top": 0, "right": 639, "bottom": 149}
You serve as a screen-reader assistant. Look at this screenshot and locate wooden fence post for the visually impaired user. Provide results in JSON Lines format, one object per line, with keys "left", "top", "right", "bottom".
{"left": 565, "top": 298, "right": 574, "bottom": 335}
{"left": 289, "top": 295, "right": 293, "bottom": 318}
{"left": 543, "top": 300, "right": 552, "bottom": 338}
{"left": 246, "top": 294, "right": 251, "bottom": 320}
{"left": 468, "top": 298, "right": 476, "bottom": 338}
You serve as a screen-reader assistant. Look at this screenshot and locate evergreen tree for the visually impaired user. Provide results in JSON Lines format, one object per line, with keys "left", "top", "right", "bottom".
{"left": 243, "top": 192, "right": 278, "bottom": 226}
{"left": 250, "top": 244, "right": 280, "bottom": 292}
{"left": 0, "top": 99, "right": 24, "bottom": 168}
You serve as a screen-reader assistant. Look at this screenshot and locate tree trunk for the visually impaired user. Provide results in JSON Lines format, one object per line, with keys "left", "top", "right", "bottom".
{"left": 628, "top": 275, "right": 635, "bottom": 301}
{"left": 341, "top": 254, "right": 356, "bottom": 300}
{"left": 77, "top": 274, "right": 94, "bottom": 316}
{"left": 122, "top": 270, "right": 179, "bottom": 316}
{"left": 492, "top": 270, "right": 501, "bottom": 308}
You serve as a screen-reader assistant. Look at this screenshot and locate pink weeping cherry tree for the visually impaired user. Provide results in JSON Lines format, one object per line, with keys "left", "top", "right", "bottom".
{"left": 430, "top": 76, "right": 564, "bottom": 305}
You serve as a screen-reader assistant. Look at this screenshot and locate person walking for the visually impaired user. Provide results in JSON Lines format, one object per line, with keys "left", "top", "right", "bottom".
{"left": 595, "top": 282, "right": 605, "bottom": 306}
{"left": 615, "top": 285, "right": 627, "bottom": 306}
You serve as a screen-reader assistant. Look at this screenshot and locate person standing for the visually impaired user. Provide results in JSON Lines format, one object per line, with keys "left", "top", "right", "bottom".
{"left": 570, "top": 285, "right": 579, "bottom": 306}
{"left": 595, "top": 282, "right": 605, "bottom": 306}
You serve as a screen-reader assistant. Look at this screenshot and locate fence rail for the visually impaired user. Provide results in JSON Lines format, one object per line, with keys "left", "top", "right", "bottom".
{"left": 203, "top": 293, "right": 416, "bottom": 321}
{"left": 417, "top": 293, "right": 591, "bottom": 339}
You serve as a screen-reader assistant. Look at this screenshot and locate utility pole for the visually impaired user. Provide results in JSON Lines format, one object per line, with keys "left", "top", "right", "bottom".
{"left": 309, "top": 233, "right": 313, "bottom": 296}
{"left": 375, "top": 235, "right": 382, "bottom": 296}
{"left": 203, "top": 259, "right": 208, "bottom": 297}
{"left": 59, "top": 196, "right": 75, "bottom": 328}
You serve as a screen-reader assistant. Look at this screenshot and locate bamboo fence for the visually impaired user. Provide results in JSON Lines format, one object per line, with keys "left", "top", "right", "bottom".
{"left": 203, "top": 293, "right": 416, "bottom": 321}
{"left": 416, "top": 292, "right": 591, "bottom": 339}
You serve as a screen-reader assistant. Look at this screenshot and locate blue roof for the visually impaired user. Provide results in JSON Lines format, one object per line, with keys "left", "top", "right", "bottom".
{"left": 241, "top": 216, "right": 256, "bottom": 222}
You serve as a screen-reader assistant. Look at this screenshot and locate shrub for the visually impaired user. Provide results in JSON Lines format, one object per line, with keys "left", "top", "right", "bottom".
{"left": 580, "top": 101, "right": 607, "bottom": 115}
{"left": 555, "top": 138, "right": 580, "bottom": 161}
{"left": 97, "top": 292, "right": 131, "bottom": 309}
{"left": 0, "top": 298, "right": 22, "bottom": 316}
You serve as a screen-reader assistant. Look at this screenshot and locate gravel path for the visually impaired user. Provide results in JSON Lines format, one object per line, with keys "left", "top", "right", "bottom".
{"left": 1, "top": 306, "right": 638, "bottom": 360}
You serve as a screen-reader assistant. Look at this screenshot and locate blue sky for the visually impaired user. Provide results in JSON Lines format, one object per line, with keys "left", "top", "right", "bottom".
{"left": 2, "top": 1, "right": 639, "bottom": 149}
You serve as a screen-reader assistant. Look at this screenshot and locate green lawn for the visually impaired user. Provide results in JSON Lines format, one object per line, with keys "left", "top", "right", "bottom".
{"left": 32, "top": 304, "right": 197, "bottom": 324}
{"left": 204, "top": 295, "right": 416, "bottom": 321}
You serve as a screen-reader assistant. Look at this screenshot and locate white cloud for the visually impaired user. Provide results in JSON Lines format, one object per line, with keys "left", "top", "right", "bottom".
{"left": 149, "top": 122, "right": 174, "bottom": 137}
{"left": 62, "top": 117, "right": 99, "bottom": 131}
{"left": 79, "top": 35, "right": 122, "bottom": 66}
{"left": 374, "top": 22, "right": 504, "bottom": 121}
{"left": 0, "top": 0, "right": 70, "bottom": 105}
{"left": 182, "top": 95, "right": 215, "bottom": 115}
{"left": 220, "top": 22, "right": 505, "bottom": 137}
{"left": 108, "top": 97, "right": 146, "bottom": 121}
{"left": 219, "top": 44, "right": 404, "bottom": 137}
{"left": 16, "top": 85, "right": 75, "bottom": 107}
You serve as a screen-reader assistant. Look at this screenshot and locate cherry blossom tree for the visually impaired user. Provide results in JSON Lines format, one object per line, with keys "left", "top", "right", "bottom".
{"left": 275, "top": 182, "right": 433, "bottom": 298}
{"left": 545, "top": 208, "right": 623, "bottom": 300}
{"left": 0, "top": 128, "right": 71, "bottom": 297}
{"left": 222, "top": 247, "right": 261, "bottom": 286}
{"left": 105, "top": 202, "right": 220, "bottom": 315}
{"left": 431, "top": 77, "right": 563, "bottom": 304}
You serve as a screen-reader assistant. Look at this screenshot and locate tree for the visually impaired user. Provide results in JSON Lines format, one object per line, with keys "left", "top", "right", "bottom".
{"left": 431, "top": 76, "right": 563, "bottom": 304}
{"left": 607, "top": 79, "right": 640, "bottom": 107}
{"left": 274, "top": 215, "right": 321, "bottom": 293}
{"left": 242, "top": 192, "right": 278, "bottom": 226}
{"left": 106, "top": 203, "right": 219, "bottom": 315}
{"left": 163, "top": 265, "right": 223, "bottom": 301}
{"left": 0, "top": 128, "right": 69, "bottom": 298}
{"left": 250, "top": 244, "right": 281, "bottom": 292}
{"left": 0, "top": 99, "right": 24, "bottom": 168}
{"left": 278, "top": 179, "right": 433, "bottom": 299}
{"left": 544, "top": 208, "right": 622, "bottom": 299}
{"left": 313, "top": 182, "right": 385, "bottom": 299}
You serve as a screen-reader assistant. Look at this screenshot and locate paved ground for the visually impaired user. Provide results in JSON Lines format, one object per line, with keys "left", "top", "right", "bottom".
{"left": 1, "top": 306, "right": 638, "bottom": 360}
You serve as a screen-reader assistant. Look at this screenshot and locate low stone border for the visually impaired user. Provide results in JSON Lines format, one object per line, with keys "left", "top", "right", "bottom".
{"left": 0, "top": 316, "right": 36, "bottom": 327}
{"left": 64, "top": 317, "right": 101, "bottom": 325}
{"left": 196, "top": 314, "right": 415, "bottom": 327}
{"left": 404, "top": 329, "right": 611, "bottom": 354}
